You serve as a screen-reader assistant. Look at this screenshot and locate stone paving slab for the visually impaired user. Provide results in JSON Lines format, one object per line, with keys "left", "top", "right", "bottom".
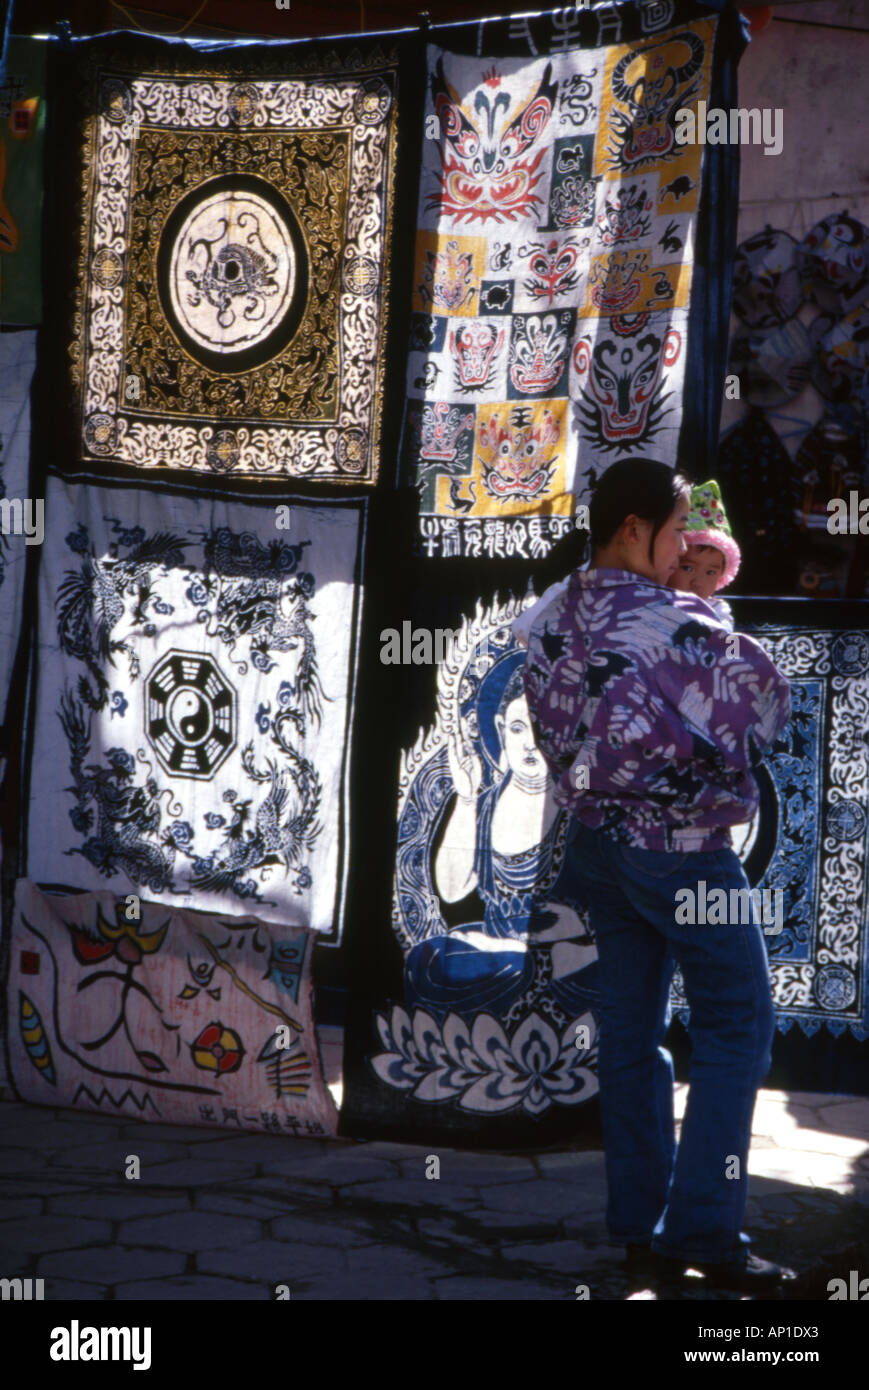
{"left": 116, "top": 1123, "right": 231, "bottom": 1144}
{"left": 342, "top": 1245, "right": 453, "bottom": 1282}
{"left": 115, "top": 1275, "right": 270, "bottom": 1301}
{"left": 129, "top": 1157, "right": 261, "bottom": 1186}
{"left": 44, "top": 1191, "right": 193, "bottom": 1222}
{"left": 0, "top": 1178, "right": 91, "bottom": 1201}
{"left": 37, "top": 1245, "right": 187, "bottom": 1283}
{"left": 501, "top": 1239, "right": 595, "bottom": 1274}
{"left": 0, "top": 1196, "right": 44, "bottom": 1220}
{"left": 198, "top": 1239, "right": 349, "bottom": 1283}
{"left": 340, "top": 1179, "right": 478, "bottom": 1209}
{"left": 765, "top": 1127, "right": 868, "bottom": 1158}
{"left": 562, "top": 1215, "right": 611, "bottom": 1241}
{"left": 50, "top": 1140, "right": 191, "bottom": 1172}
{"left": 257, "top": 1153, "right": 396, "bottom": 1184}
{"left": 270, "top": 1214, "right": 376, "bottom": 1247}
{"left": 1, "top": 1083, "right": 868, "bottom": 1300}
{"left": 296, "top": 1274, "right": 438, "bottom": 1300}
{"left": 178, "top": 1135, "right": 330, "bottom": 1163}
{"left": 817, "top": 1101, "right": 869, "bottom": 1134}
{"left": 193, "top": 1191, "right": 295, "bottom": 1221}
{"left": 208, "top": 1175, "right": 336, "bottom": 1208}
{"left": 415, "top": 1217, "right": 487, "bottom": 1249}
{"left": 432, "top": 1274, "right": 570, "bottom": 1300}
{"left": 42, "top": 1279, "right": 111, "bottom": 1301}
{"left": 0, "top": 1144, "right": 57, "bottom": 1171}
{"left": 395, "top": 1152, "right": 538, "bottom": 1183}
{"left": 117, "top": 1211, "right": 263, "bottom": 1251}
{"left": 479, "top": 1178, "right": 604, "bottom": 1219}
{"left": 1, "top": 1214, "right": 113, "bottom": 1256}
{"left": 469, "top": 1206, "right": 563, "bottom": 1232}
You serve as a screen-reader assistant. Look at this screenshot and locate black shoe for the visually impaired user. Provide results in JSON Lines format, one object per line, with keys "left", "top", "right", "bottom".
{"left": 624, "top": 1243, "right": 661, "bottom": 1278}
{"left": 662, "top": 1251, "right": 797, "bottom": 1292}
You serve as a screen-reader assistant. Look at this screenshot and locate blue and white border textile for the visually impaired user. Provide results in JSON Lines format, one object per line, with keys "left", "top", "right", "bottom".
{"left": 24, "top": 474, "right": 365, "bottom": 937}
{"left": 670, "top": 622, "right": 869, "bottom": 1039}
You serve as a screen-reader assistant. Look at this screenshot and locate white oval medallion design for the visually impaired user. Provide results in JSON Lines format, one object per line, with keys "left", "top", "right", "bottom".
{"left": 169, "top": 188, "right": 296, "bottom": 356}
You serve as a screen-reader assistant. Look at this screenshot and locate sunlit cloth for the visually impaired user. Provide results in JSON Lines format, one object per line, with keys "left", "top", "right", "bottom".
{"left": 54, "top": 32, "right": 399, "bottom": 482}
{"left": 24, "top": 472, "right": 365, "bottom": 935}
{"left": 8, "top": 880, "right": 338, "bottom": 1135}
{"left": 403, "top": 0, "right": 738, "bottom": 559}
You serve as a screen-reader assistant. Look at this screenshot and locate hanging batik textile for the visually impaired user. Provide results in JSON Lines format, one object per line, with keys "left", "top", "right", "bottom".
{"left": 403, "top": 0, "right": 733, "bottom": 558}
{"left": 0, "top": 330, "right": 37, "bottom": 730}
{"left": 23, "top": 473, "right": 365, "bottom": 938}
{"left": 54, "top": 32, "right": 399, "bottom": 481}
{"left": 340, "top": 585, "right": 604, "bottom": 1149}
{"left": 7, "top": 880, "right": 338, "bottom": 1135}
{"left": 669, "top": 599, "right": 869, "bottom": 1045}
{"left": 0, "top": 39, "right": 46, "bottom": 324}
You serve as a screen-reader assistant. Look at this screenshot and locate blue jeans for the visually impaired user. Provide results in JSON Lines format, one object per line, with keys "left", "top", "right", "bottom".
{"left": 565, "top": 819, "right": 776, "bottom": 1263}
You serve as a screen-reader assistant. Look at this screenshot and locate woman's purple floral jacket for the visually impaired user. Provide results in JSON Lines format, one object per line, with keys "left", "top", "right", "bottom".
{"left": 520, "top": 568, "right": 791, "bottom": 853}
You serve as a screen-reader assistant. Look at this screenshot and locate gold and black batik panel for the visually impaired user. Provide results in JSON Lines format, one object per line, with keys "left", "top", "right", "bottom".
{"left": 67, "top": 50, "right": 398, "bottom": 481}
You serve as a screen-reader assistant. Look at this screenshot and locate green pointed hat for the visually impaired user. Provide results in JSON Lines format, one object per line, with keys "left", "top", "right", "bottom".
{"left": 684, "top": 480, "right": 741, "bottom": 587}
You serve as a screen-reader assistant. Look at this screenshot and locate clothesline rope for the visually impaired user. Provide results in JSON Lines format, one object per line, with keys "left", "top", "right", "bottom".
{"left": 110, "top": 0, "right": 209, "bottom": 36}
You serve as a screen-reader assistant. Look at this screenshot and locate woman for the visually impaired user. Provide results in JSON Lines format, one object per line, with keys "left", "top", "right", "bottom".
{"left": 519, "top": 457, "right": 794, "bottom": 1293}
{"left": 404, "top": 664, "right": 598, "bottom": 1022}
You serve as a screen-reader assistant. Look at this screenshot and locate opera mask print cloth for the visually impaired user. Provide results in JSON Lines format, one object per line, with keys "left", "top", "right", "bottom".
{"left": 60, "top": 37, "right": 398, "bottom": 480}
{"left": 25, "top": 476, "right": 364, "bottom": 934}
{"left": 405, "top": 13, "right": 717, "bottom": 558}
{"left": 8, "top": 881, "right": 338, "bottom": 1135}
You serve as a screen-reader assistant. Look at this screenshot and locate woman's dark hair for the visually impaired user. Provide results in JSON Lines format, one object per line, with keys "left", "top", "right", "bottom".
{"left": 526, "top": 459, "right": 693, "bottom": 593}
{"left": 589, "top": 458, "right": 692, "bottom": 562}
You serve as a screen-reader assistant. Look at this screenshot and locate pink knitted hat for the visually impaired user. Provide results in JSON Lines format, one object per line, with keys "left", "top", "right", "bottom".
{"left": 684, "top": 480, "right": 741, "bottom": 589}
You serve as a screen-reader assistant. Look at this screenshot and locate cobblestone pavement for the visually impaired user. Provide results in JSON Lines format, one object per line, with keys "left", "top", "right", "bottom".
{"left": 1, "top": 1028, "right": 868, "bottom": 1301}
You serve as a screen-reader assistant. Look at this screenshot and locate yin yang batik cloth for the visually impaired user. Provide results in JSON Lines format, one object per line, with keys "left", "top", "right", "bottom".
{"left": 405, "top": 10, "right": 718, "bottom": 558}
{"left": 58, "top": 37, "right": 398, "bottom": 481}
{"left": 24, "top": 473, "right": 365, "bottom": 935}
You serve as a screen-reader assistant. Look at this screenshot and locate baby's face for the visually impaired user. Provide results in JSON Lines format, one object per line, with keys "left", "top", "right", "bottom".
{"left": 669, "top": 544, "right": 725, "bottom": 601}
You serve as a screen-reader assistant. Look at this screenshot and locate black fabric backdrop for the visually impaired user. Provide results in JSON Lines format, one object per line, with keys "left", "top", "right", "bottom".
{"left": 5, "top": 5, "right": 864, "bottom": 1154}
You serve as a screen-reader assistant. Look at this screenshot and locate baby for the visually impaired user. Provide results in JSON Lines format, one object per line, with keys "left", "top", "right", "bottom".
{"left": 668, "top": 479, "right": 741, "bottom": 631}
